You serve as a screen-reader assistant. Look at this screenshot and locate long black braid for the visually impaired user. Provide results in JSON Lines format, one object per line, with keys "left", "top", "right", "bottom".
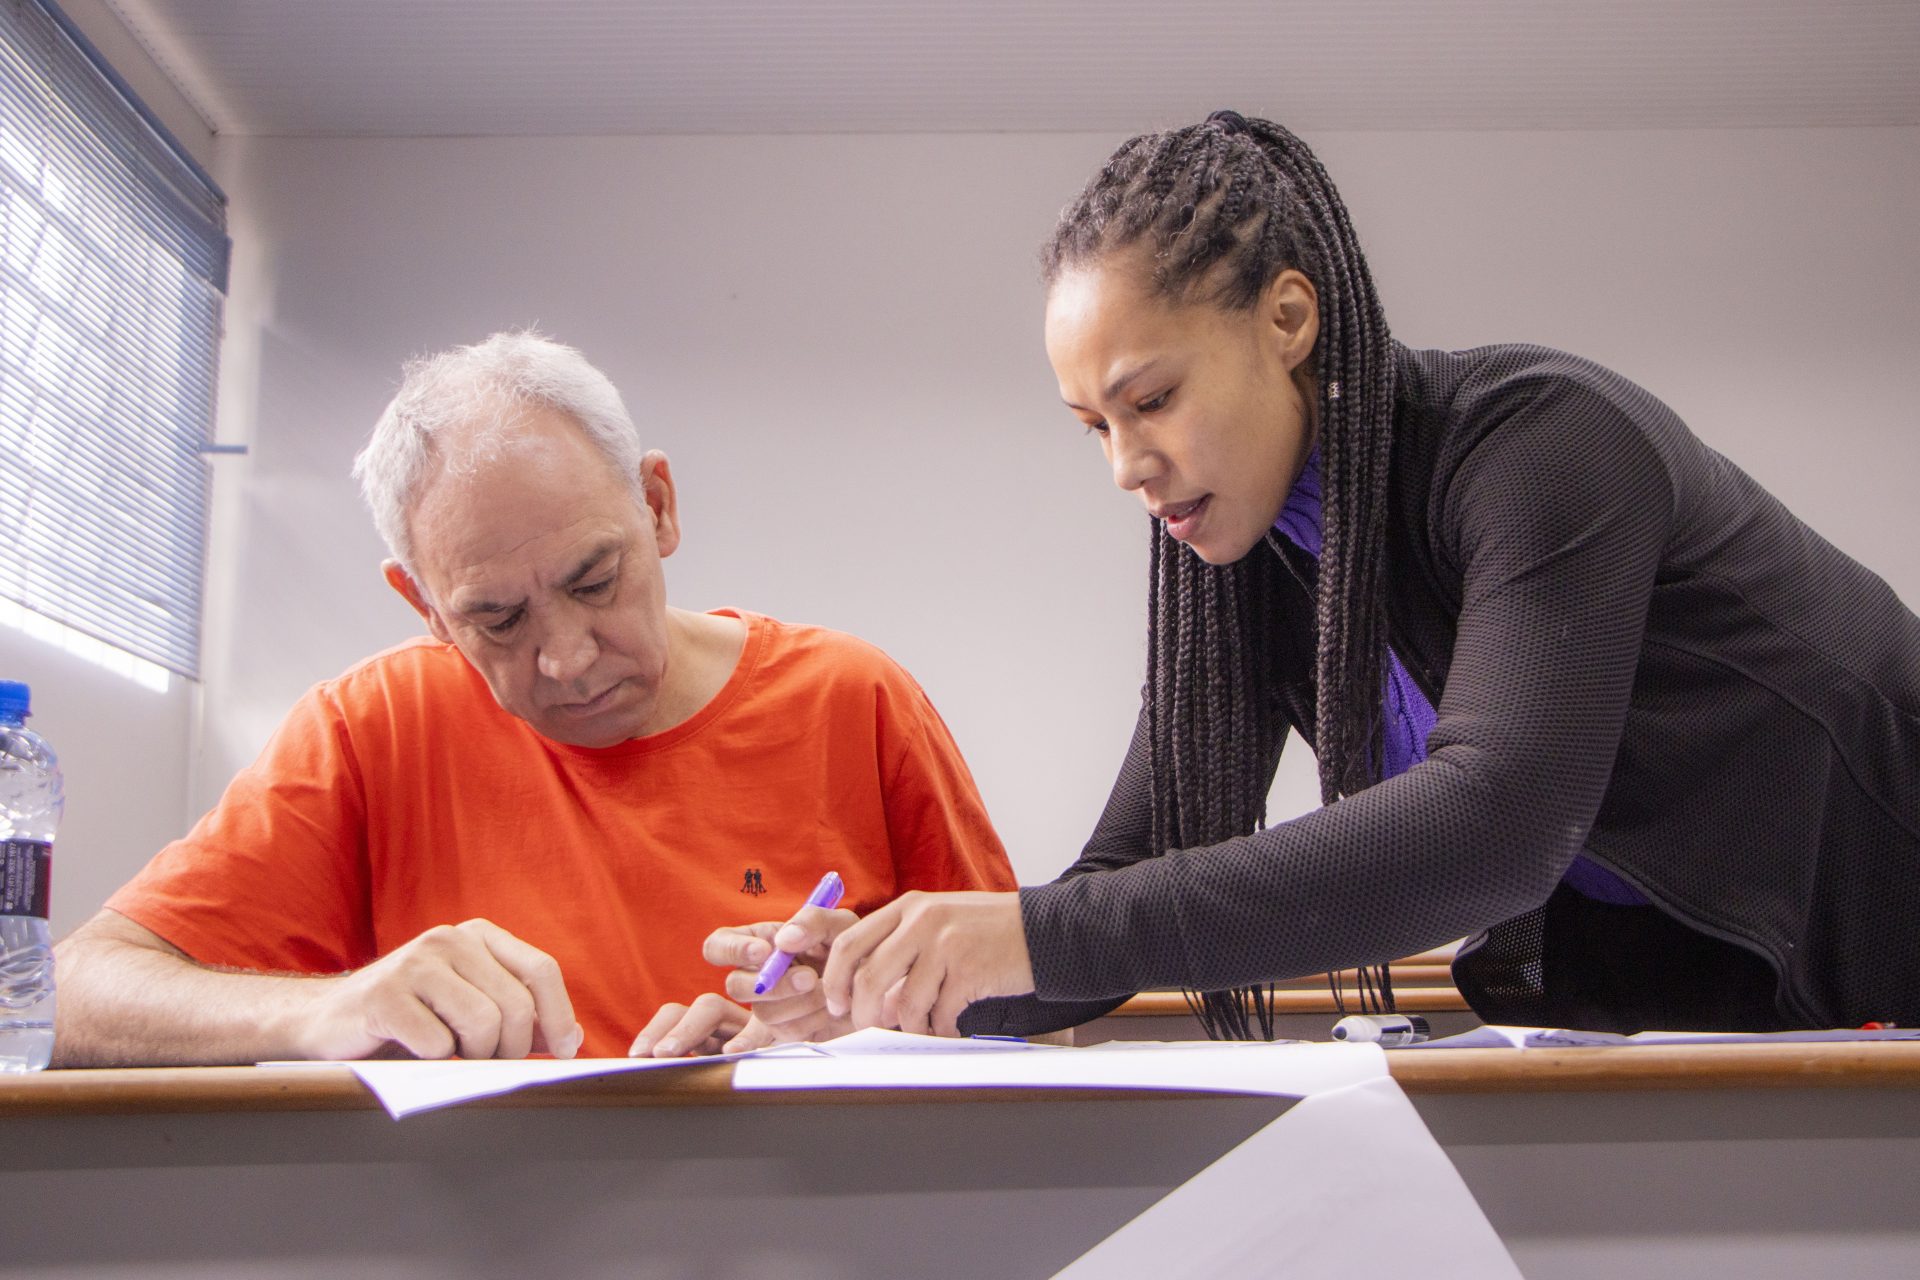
{"left": 1042, "top": 111, "right": 1398, "bottom": 1037}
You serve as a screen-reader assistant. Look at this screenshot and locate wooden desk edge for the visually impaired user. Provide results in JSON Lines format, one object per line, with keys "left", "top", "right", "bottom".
{"left": 6, "top": 1042, "right": 1920, "bottom": 1116}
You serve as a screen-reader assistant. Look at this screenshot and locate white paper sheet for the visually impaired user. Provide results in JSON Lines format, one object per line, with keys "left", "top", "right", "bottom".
{"left": 1050, "top": 1075, "right": 1521, "bottom": 1280}
{"left": 731, "top": 1037, "right": 1385, "bottom": 1096}
{"left": 267, "top": 1031, "right": 1378, "bottom": 1118}
{"left": 264, "top": 1030, "right": 1058, "bottom": 1119}
{"left": 263, "top": 1045, "right": 816, "bottom": 1119}
{"left": 809, "top": 1027, "right": 1062, "bottom": 1054}
{"left": 1408, "top": 1024, "right": 1920, "bottom": 1050}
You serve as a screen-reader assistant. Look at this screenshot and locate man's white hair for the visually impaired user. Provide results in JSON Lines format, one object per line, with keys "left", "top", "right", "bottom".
{"left": 352, "top": 330, "right": 645, "bottom": 574}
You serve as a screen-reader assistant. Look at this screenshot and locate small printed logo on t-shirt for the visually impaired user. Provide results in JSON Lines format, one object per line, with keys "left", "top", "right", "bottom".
{"left": 740, "top": 868, "right": 767, "bottom": 896}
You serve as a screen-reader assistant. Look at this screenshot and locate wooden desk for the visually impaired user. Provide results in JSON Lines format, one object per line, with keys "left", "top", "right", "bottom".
{"left": 4, "top": 1045, "right": 1920, "bottom": 1278}
{"left": 1083, "top": 947, "right": 1487, "bottom": 1043}
{"left": 1087, "top": 988, "right": 1483, "bottom": 1043}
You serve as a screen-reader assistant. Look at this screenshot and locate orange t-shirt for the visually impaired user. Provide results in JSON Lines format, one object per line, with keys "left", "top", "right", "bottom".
{"left": 108, "top": 611, "right": 1016, "bottom": 1056}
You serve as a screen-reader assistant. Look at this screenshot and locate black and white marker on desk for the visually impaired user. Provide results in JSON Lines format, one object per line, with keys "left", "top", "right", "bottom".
{"left": 1331, "top": 1013, "right": 1432, "bottom": 1046}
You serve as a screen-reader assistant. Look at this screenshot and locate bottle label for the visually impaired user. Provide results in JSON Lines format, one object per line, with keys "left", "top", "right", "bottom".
{"left": 1, "top": 839, "right": 50, "bottom": 918}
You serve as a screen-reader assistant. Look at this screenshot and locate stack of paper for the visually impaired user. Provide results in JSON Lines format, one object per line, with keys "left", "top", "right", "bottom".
{"left": 1408, "top": 1024, "right": 1920, "bottom": 1049}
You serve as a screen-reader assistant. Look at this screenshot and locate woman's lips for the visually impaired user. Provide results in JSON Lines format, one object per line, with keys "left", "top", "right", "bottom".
{"left": 1159, "top": 495, "right": 1210, "bottom": 542}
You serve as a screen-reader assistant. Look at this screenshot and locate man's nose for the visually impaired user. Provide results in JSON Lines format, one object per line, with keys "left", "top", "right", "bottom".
{"left": 537, "top": 611, "right": 599, "bottom": 684}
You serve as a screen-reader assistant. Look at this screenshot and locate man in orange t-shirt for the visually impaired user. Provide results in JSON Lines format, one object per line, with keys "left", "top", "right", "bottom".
{"left": 52, "top": 332, "right": 1014, "bottom": 1064}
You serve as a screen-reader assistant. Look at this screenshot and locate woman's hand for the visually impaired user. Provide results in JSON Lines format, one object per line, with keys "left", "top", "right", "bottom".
{"left": 820, "top": 891, "right": 1035, "bottom": 1036}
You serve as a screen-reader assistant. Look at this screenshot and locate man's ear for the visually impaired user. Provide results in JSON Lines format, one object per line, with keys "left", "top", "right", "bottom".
{"left": 383, "top": 560, "right": 453, "bottom": 644}
{"left": 1263, "top": 268, "right": 1321, "bottom": 376}
{"left": 639, "top": 450, "right": 681, "bottom": 558}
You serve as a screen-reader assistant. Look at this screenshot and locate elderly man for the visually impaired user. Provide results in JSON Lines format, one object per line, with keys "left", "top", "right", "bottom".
{"left": 53, "top": 332, "right": 1015, "bottom": 1063}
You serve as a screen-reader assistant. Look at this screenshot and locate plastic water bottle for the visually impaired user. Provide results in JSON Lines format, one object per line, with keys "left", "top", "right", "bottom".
{"left": 0, "top": 680, "right": 60, "bottom": 1072}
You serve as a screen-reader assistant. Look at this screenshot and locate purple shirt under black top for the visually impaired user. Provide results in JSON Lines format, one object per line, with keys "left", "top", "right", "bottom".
{"left": 1271, "top": 449, "right": 1646, "bottom": 906}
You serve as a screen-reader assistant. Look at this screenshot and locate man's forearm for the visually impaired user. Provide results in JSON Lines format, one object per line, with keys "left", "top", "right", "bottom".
{"left": 51, "top": 914, "right": 327, "bottom": 1067}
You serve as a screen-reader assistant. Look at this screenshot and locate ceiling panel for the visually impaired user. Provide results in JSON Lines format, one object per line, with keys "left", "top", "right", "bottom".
{"left": 102, "top": 0, "right": 1920, "bottom": 136}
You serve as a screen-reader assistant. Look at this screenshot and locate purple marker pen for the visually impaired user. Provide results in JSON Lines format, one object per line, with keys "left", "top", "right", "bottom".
{"left": 752, "top": 870, "right": 845, "bottom": 995}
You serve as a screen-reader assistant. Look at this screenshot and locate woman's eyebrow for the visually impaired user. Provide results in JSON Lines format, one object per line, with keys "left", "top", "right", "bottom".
{"left": 1062, "top": 360, "right": 1167, "bottom": 412}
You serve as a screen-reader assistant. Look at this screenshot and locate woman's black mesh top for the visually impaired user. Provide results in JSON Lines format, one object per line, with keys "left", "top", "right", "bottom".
{"left": 961, "top": 343, "right": 1920, "bottom": 1037}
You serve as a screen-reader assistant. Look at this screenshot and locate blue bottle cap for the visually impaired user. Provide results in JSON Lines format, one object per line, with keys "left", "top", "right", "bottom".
{"left": 0, "top": 681, "right": 29, "bottom": 719}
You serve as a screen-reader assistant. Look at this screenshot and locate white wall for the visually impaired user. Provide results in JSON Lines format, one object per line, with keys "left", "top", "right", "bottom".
{"left": 195, "top": 132, "right": 1152, "bottom": 890}
{"left": 171, "top": 125, "right": 1917, "bottom": 901}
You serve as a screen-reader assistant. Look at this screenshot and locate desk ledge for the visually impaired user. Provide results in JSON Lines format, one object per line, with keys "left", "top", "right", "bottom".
{"left": 5, "top": 1042, "right": 1920, "bottom": 1117}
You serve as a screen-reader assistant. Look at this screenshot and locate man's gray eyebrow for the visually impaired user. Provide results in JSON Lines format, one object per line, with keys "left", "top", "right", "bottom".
{"left": 454, "top": 543, "right": 620, "bottom": 615}
{"left": 456, "top": 594, "right": 518, "bottom": 617}
{"left": 559, "top": 543, "right": 620, "bottom": 589}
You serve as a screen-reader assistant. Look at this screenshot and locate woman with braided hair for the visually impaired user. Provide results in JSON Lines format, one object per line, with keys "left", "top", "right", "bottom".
{"left": 729, "top": 110, "right": 1920, "bottom": 1043}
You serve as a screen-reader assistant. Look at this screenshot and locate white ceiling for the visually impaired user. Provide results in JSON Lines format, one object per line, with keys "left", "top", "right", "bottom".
{"left": 102, "top": 0, "right": 1920, "bottom": 137}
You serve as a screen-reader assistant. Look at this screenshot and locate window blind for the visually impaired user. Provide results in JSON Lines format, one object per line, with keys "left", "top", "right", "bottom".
{"left": 0, "top": 0, "right": 227, "bottom": 680}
